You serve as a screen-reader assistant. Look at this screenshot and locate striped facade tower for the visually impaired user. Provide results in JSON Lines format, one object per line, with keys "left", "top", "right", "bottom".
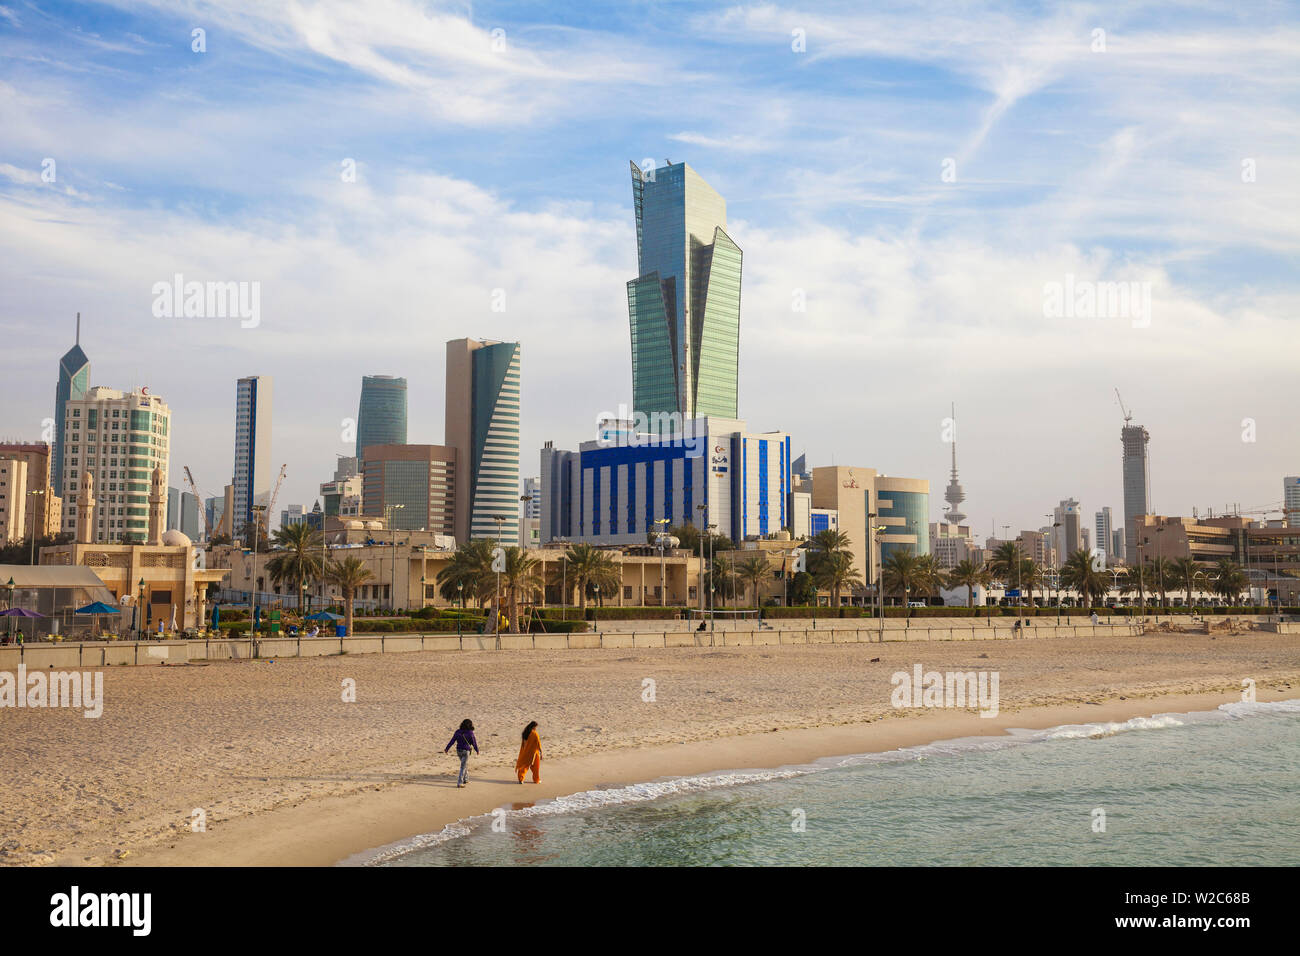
{"left": 445, "top": 339, "right": 521, "bottom": 547}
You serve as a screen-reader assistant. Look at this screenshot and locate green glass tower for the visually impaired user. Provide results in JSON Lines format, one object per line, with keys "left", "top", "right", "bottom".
{"left": 628, "top": 161, "right": 741, "bottom": 422}
{"left": 53, "top": 313, "right": 90, "bottom": 498}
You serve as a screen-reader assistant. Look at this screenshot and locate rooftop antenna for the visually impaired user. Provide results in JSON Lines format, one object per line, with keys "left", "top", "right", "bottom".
{"left": 75, "top": 311, "right": 80, "bottom": 345}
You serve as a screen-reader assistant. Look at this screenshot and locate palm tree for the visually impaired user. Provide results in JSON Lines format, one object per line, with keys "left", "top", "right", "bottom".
{"left": 882, "top": 549, "right": 921, "bottom": 618}
{"left": 1170, "top": 556, "right": 1200, "bottom": 610}
{"left": 706, "top": 555, "right": 738, "bottom": 607}
{"left": 562, "top": 544, "right": 620, "bottom": 609}
{"left": 436, "top": 540, "right": 494, "bottom": 607}
{"left": 808, "top": 528, "right": 858, "bottom": 605}
{"left": 735, "top": 555, "right": 769, "bottom": 606}
{"left": 1146, "top": 556, "right": 1173, "bottom": 610}
{"left": 913, "top": 554, "right": 943, "bottom": 605}
{"left": 988, "top": 541, "right": 1024, "bottom": 588}
{"left": 812, "top": 550, "right": 858, "bottom": 609}
{"left": 266, "top": 522, "right": 323, "bottom": 615}
{"left": 326, "top": 556, "right": 373, "bottom": 636}
{"left": 1213, "top": 558, "right": 1247, "bottom": 605}
{"left": 945, "top": 559, "right": 989, "bottom": 610}
{"left": 1060, "top": 549, "right": 1107, "bottom": 611}
{"left": 501, "top": 547, "right": 544, "bottom": 633}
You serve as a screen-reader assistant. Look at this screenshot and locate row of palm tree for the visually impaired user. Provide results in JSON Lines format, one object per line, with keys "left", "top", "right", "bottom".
{"left": 936, "top": 545, "right": 1253, "bottom": 612}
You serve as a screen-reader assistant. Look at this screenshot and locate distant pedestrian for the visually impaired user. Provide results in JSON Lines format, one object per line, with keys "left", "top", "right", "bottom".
{"left": 444, "top": 718, "right": 480, "bottom": 788}
{"left": 1012, "top": 619, "right": 1021, "bottom": 637}
{"left": 1090, "top": 611, "right": 1099, "bottom": 625}
{"left": 516, "top": 721, "right": 542, "bottom": 784}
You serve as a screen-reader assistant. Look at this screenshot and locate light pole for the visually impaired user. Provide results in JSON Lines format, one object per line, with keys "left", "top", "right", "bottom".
{"left": 1155, "top": 525, "right": 1166, "bottom": 621}
{"left": 493, "top": 514, "right": 506, "bottom": 634}
{"left": 1139, "top": 535, "right": 1150, "bottom": 621}
{"left": 250, "top": 504, "right": 266, "bottom": 643}
{"left": 654, "top": 517, "right": 670, "bottom": 608}
{"left": 872, "top": 524, "right": 887, "bottom": 642}
{"left": 456, "top": 582, "right": 463, "bottom": 639}
{"left": 27, "top": 488, "right": 46, "bottom": 566}
{"left": 593, "top": 584, "right": 600, "bottom": 632}
{"left": 706, "top": 523, "right": 718, "bottom": 637}
{"left": 695, "top": 503, "right": 707, "bottom": 617}
{"left": 5, "top": 577, "right": 13, "bottom": 644}
{"left": 137, "top": 577, "right": 146, "bottom": 641}
{"left": 1014, "top": 536, "right": 1025, "bottom": 627}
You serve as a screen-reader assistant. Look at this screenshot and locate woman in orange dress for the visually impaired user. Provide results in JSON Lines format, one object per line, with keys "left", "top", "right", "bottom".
{"left": 516, "top": 721, "right": 542, "bottom": 784}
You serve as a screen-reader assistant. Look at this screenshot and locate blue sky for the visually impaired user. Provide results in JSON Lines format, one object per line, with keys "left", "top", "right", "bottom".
{"left": 2, "top": 0, "right": 1297, "bottom": 535}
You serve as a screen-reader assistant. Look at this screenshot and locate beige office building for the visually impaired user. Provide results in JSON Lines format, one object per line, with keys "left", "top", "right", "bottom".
{"left": 811, "top": 467, "right": 931, "bottom": 594}
{"left": 361, "top": 444, "right": 457, "bottom": 535}
{"left": 0, "top": 443, "right": 61, "bottom": 539}
{"left": 0, "top": 458, "right": 29, "bottom": 543}
{"left": 60, "top": 386, "right": 171, "bottom": 544}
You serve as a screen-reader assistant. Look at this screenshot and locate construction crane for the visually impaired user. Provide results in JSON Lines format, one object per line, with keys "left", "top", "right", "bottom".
{"left": 183, "top": 466, "right": 214, "bottom": 540}
{"left": 1114, "top": 388, "right": 1132, "bottom": 424}
{"left": 260, "top": 464, "right": 288, "bottom": 537}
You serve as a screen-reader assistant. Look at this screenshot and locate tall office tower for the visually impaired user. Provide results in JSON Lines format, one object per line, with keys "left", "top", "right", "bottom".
{"left": 232, "top": 375, "right": 273, "bottom": 536}
{"left": 627, "top": 160, "right": 741, "bottom": 422}
{"left": 355, "top": 375, "right": 408, "bottom": 458}
{"left": 60, "top": 386, "right": 171, "bottom": 544}
{"left": 204, "top": 495, "right": 225, "bottom": 540}
{"left": 445, "top": 339, "right": 521, "bottom": 546}
{"left": 360, "top": 444, "right": 457, "bottom": 535}
{"left": 1095, "top": 506, "right": 1114, "bottom": 566}
{"left": 1054, "top": 498, "right": 1083, "bottom": 561}
{"left": 53, "top": 313, "right": 90, "bottom": 498}
{"left": 1122, "top": 422, "right": 1151, "bottom": 559}
{"left": 942, "top": 402, "right": 967, "bottom": 525}
{"left": 1112, "top": 527, "right": 1125, "bottom": 563}
{"left": 1285, "top": 477, "right": 1300, "bottom": 527}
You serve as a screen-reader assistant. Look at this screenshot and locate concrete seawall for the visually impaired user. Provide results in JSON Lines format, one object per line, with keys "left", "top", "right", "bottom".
{"left": 0, "top": 622, "right": 1151, "bottom": 670}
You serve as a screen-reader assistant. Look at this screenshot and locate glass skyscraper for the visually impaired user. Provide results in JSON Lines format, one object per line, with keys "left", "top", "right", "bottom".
{"left": 628, "top": 161, "right": 741, "bottom": 422}
{"left": 445, "top": 338, "right": 521, "bottom": 546}
{"left": 232, "top": 375, "right": 273, "bottom": 535}
{"left": 356, "top": 375, "right": 408, "bottom": 457}
{"left": 53, "top": 314, "right": 90, "bottom": 498}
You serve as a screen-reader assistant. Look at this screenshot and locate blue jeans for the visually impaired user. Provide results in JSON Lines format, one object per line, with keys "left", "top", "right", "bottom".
{"left": 456, "top": 749, "right": 471, "bottom": 785}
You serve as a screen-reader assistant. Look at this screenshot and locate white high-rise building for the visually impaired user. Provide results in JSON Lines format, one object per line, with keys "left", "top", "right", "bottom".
{"left": 232, "top": 375, "right": 273, "bottom": 537}
{"left": 60, "top": 386, "right": 171, "bottom": 544}
{"left": 1095, "top": 506, "right": 1114, "bottom": 566}
{"left": 1285, "top": 477, "right": 1300, "bottom": 527}
{"left": 1054, "top": 498, "right": 1083, "bottom": 562}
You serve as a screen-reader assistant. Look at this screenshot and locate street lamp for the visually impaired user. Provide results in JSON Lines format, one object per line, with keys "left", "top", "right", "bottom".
{"left": 872, "top": 524, "right": 888, "bottom": 642}
{"left": 456, "top": 582, "right": 463, "bottom": 639}
{"left": 654, "top": 517, "right": 670, "bottom": 608}
{"left": 593, "top": 583, "right": 600, "bottom": 632}
{"left": 250, "top": 504, "right": 266, "bottom": 643}
{"left": 695, "top": 504, "right": 707, "bottom": 617}
{"left": 137, "top": 576, "right": 146, "bottom": 641}
{"left": 1155, "top": 525, "right": 1166, "bottom": 621}
{"left": 5, "top": 577, "right": 14, "bottom": 644}
{"left": 27, "top": 487, "right": 46, "bottom": 566}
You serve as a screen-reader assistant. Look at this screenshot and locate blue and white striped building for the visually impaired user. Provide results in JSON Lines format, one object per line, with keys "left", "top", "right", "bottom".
{"left": 541, "top": 418, "right": 792, "bottom": 546}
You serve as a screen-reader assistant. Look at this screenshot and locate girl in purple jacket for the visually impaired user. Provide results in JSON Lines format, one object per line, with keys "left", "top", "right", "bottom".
{"left": 444, "top": 719, "right": 480, "bottom": 788}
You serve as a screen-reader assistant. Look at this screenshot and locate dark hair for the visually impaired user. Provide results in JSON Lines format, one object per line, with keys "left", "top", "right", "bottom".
{"left": 521, "top": 721, "right": 538, "bottom": 742}
{"left": 459, "top": 719, "right": 474, "bottom": 732}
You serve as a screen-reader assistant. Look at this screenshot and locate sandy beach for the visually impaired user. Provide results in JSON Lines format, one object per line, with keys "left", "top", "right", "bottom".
{"left": 1, "top": 631, "right": 1296, "bottom": 867}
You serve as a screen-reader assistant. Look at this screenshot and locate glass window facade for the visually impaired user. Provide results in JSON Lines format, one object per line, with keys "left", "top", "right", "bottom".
{"left": 356, "top": 375, "right": 408, "bottom": 457}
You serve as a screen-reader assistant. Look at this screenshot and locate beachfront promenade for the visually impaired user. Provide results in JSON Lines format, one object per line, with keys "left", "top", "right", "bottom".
{"left": 0, "top": 619, "right": 1155, "bottom": 669}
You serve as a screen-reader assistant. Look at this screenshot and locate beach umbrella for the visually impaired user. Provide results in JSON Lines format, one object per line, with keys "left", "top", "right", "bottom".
{"left": 170, "top": 604, "right": 177, "bottom": 633}
{"left": 75, "top": 601, "right": 121, "bottom": 637}
{"left": 0, "top": 607, "right": 45, "bottom": 617}
{"left": 306, "top": 610, "right": 343, "bottom": 621}
{"left": 212, "top": 603, "right": 221, "bottom": 630}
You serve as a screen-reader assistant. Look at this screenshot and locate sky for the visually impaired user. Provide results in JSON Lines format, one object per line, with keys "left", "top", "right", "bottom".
{"left": 1, "top": 0, "right": 1297, "bottom": 538}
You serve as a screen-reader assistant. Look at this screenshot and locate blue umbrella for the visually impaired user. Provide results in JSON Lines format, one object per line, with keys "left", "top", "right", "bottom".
{"left": 212, "top": 603, "right": 221, "bottom": 629}
{"left": 75, "top": 602, "right": 121, "bottom": 615}
{"left": 254, "top": 605, "right": 261, "bottom": 630}
{"left": 306, "top": 611, "right": 343, "bottom": 621}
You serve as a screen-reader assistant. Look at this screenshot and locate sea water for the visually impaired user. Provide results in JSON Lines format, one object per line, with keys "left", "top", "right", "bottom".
{"left": 365, "top": 700, "right": 1300, "bottom": 867}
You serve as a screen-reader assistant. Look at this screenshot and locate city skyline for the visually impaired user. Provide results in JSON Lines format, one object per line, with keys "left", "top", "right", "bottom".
{"left": 1, "top": 2, "right": 1296, "bottom": 537}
